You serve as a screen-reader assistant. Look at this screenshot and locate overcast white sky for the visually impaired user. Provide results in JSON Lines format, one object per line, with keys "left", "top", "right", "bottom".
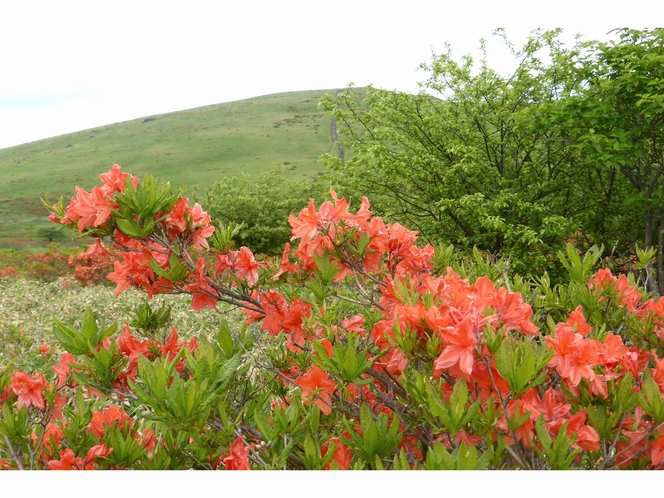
{"left": 0, "top": 0, "right": 661, "bottom": 150}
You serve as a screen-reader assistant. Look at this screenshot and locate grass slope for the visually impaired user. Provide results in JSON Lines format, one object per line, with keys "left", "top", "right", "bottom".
{"left": 0, "top": 89, "right": 340, "bottom": 249}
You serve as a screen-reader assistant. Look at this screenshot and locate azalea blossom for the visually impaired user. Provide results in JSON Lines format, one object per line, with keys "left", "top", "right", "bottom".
{"left": 222, "top": 436, "right": 254, "bottom": 470}
{"left": 321, "top": 437, "right": 353, "bottom": 470}
{"left": 89, "top": 406, "right": 133, "bottom": 438}
{"left": 232, "top": 246, "right": 260, "bottom": 286}
{"left": 545, "top": 323, "right": 599, "bottom": 387}
{"left": 53, "top": 353, "right": 77, "bottom": 387}
{"left": 65, "top": 185, "right": 118, "bottom": 232}
{"left": 10, "top": 371, "right": 47, "bottom": 410}
{"left": 99, "top": 163, "right": 138, "bottom": 194}
{"left": 183, "top": 258, "right": 218, "bottom": 311}
{"left": 48, "top": 449, "right": 84, "bottom": 470}
{"left": 433, "top": 314, "right": 480, "bottom": 378}
{"left": 295, "top": 365, "right": 337, "bottom": 415}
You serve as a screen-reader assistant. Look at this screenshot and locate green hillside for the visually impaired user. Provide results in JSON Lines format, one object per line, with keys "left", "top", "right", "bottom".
{"left": 0, "top": 89, "right": 340, "bottom": 249}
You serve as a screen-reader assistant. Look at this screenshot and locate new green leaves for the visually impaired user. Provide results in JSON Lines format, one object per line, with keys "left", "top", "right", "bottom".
{"left": 342, "top": 404, "right": 401, "bottom": 463}
{"left": 495, "top": 339, "right": 552, "bottom": 396}
{"left": 53, "top": 308, "right": 117, "bottom": 355}
{"left": 428, "top": 378, "right": 479, "bottom": 436}
{"left": 114, "top": 175, "right": 184, "bottom": 239}
{"left": 557, "top": 243, "right": 602, "bottom": 284}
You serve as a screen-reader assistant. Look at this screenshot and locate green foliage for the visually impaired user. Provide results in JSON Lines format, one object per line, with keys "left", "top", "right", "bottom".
{"left": 311, "top": 336, "right": 377, "bottom": 383}
{"left": 495, "top": 339, "right": 552, "bottom": 396}
{"left": 209, "top": 221, "right": 243, "bottom": 253}
{"left": 113, "top": 175, "right": 184, "bottom": 240}
{"left": 149, "top": 253, "right": 188, "bottom": 286}
{"left": 639, "top": 372, "right": 664, "bottom": 425}
{"left": 320, "top": 28, "right": 664, "bottom": 289}
{"left": 341, "top": 404, "right": 402, "bottom": 464}
{"left": 321, "top": 29, "right": 584, "bottom": 278}
{"left": 423, "top": 441, "right": 492, "bottom": 470}
{"left": 548, "top": 28, "right": 664, "bottom": 293}
{"left": 531, "top": 416, "right": 580, "bottom": 470}
{"left": 203, "top": 167, "right": 330, "bottom": 255}
{"left": 557, "top": 243, "right": 603, "bottom": 284}
{"left": 130, "top": 349, "right": 242, "bottom": 429}
{"left": 53, "top": 308, "right": 117, "bottom": 356}
{"left": 427, "top": 378, "right": 480, "bottom": 436}
{"left": 127, "top": 300, "right": 173, "bottom": 339}
{"left": 36, "top": 226, "right": 65, "bottom": 242}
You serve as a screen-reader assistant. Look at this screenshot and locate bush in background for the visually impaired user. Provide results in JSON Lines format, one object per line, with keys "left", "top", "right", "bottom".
{"left": 0, "top": 243, "right": 115, "bottom": 285}
{"left": 203, "top": 167, "right": 330, "bottom": 255}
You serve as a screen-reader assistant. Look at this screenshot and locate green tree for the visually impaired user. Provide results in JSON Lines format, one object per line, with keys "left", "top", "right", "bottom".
{"left": 554, "top": 28, "right": 664, "bottom": 295}
{"left": 320, "top": 29, "right": 588, "bottom": 277}
{"left": 202, "top": 168, "right": 330, "bottom": 255}
{"left": 36, "top": 226, "right": 65, "bottom": 243}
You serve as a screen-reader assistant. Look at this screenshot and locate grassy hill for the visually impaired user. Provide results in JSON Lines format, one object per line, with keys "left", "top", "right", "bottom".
{"left": 0, "top": 89, "right": 341, "bottom": 249}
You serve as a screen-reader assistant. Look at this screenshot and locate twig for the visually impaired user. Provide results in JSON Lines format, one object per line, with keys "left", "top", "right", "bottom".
{"left": 608, "top": 420, "right": 664, "bottom": 469}
{"left": 599, "top": 414, "right": 625, "bottom": 470}
{"left": 3, "top": 436, "right": 24, "bottom": 470}
{"left": 484, "top": 356, "right": 530, "bottom": 469}
{"left": 366, "top": 368, "right": 408, "bottom": 398}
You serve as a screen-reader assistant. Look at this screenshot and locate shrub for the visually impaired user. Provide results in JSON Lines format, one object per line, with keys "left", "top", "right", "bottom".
{"left": 0, "top": 243, "right": 115, "bottom": 285}
{"left": 203, "top": 167, "right": 329, "bottom": 255}
{"left": 2, "top": 164, "right": 664, "bottom": 470}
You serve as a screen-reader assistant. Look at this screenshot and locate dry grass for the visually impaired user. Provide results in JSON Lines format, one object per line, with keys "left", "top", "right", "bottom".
{"left": 0, "top": 276, "right": 243, "bottom": 370}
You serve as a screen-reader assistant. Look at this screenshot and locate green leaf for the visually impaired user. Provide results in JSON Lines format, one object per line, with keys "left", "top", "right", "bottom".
{"left": 303, "top": 435, "right": 319, "bottom": 469}
{"left": 534, "top": 414, "right": 553, "bottom": 453}
{"left": 309, "top": 404, "right": 320, "bottom": 433}
{"left": 217, "top": 319, "right": 235, "bottom": 358}
{"left": 252, "top": 404, "right": 274, "bottom": 443}
{"left": 614, "top": 373, "right": 638, "bottom": 413}
{"left": 362, "top": 422, "right": 379, "bottom": 460}
{"left": 313, "top": 252, "right": 337, "bottom": 284}
{"left": 359, "top": 404, "right": 374, "bottom": 450}
{"left": 52, "top": 319, "right": 89, "bottom": 355}
{"left": 455, "top": 441, "right": 478, "bottom": 470}
{"left": 639, "top": 371, "right": 664, "bottom": 424}
{"left": 116, "top": 218, "right": 147, "bottom": 238}
{"left": 513, "top": 342, "right": 537, "bottom": 393}
{"left": 450, "top": 378, "right": 469, "bottom": 421}
{"left": 482, "top": 324, "right": 502, "bottom": 355}
{"left": 356, "top": 231, "right": 371, "bottom": 255}
{"left": 342, "top": 341, "right": 358, "bottom": 380}
{"left": 81, "top": 308, "right": 98, "bottom": 342}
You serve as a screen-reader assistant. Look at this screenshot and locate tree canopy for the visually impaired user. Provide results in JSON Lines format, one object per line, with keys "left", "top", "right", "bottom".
{"left": 203, "top": 168, "right": 330, "bottom": 256}
{"left": 320, "top": 28, "right": 664, "bottom": 290}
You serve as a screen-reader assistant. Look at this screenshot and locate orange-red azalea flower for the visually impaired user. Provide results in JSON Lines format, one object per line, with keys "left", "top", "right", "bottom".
{"left": 10, "top": 371, "right": 47, "bottom": 410}
{"left": 222, "top": 436, "right": 254, "bottom": 470}
{"left": 295, "top": 365, "right": 337, "bottom": 415}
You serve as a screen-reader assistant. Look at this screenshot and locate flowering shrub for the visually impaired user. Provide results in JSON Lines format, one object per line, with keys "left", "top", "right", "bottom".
{"left": 0, "top": 246, "right": 71, "bottom": 282}
{"left": 68, "top": 240, "right": 116, "bottom": 286}
{"left": 1, "top": 164, "right": 664, "bottom": 470}
{"left": 0, "top": 243, "right": 115, "bottom": 285}
{"left": 1, "top": 266, "right": 17, "bottom": 279}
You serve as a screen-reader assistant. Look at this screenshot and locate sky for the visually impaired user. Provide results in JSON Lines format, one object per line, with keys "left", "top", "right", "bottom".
{"left": 0, "top": 0, "right": 661, "bottom": 150}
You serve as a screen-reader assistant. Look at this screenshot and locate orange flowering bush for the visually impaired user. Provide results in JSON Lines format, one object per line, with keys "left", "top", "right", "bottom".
{"left": 0, "top": 247, "right": 70, "bottom": 282}
{"left": 68, "top": 240, "right": 117, "bottom": 286}
{"left": 0, "top": 242, "right": 115, "bottom": 286}
{"left": 2, "top": 164, "right": 664, "bottom": 470}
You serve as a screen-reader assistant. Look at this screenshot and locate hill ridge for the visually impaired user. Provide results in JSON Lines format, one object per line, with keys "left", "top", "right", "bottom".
{"left": 0, "top": 88, "right": 341, "bottom": 249}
